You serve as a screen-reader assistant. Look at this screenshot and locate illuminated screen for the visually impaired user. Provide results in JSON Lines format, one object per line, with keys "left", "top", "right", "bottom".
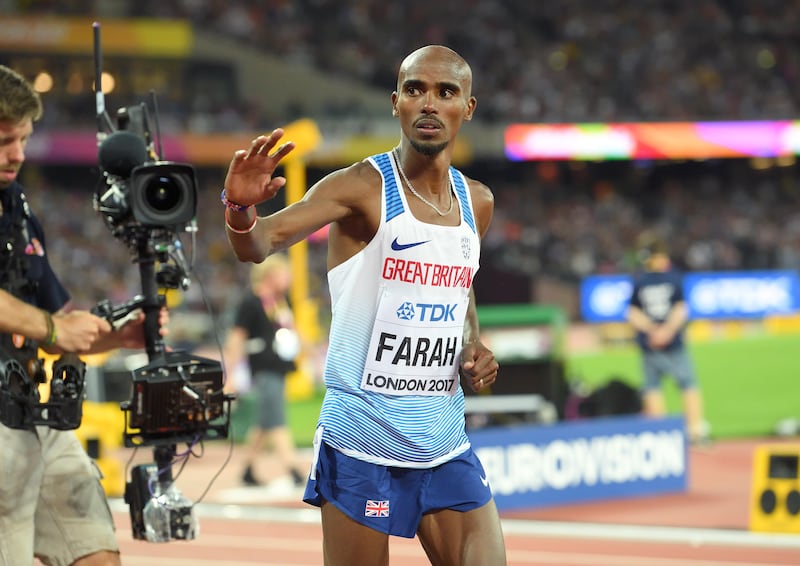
{"left": 505, "top": 121, "right": 800, "bottom": 161}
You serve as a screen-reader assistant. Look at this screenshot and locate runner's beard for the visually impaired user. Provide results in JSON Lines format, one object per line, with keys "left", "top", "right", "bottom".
{"left": 410, "top": 139, "right": 448, "bottom": 157}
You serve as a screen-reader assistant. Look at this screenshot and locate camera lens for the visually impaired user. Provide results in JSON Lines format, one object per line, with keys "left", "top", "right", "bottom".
{"left": 130, "top": 162, "right": 197, "bottom": 226}
{"left": 145, "top": 176, "right": 183, "bottom": 212}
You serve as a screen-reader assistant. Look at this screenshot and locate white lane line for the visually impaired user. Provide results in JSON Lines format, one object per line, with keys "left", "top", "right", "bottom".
{"left": 501, "top": 518, "right": 800, "bottom": 549}
{"left": 109, "top": 498, "right": 800, "bottom": 550}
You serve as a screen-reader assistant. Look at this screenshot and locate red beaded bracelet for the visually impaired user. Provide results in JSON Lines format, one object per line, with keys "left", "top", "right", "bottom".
{"left": 220, "top": 189, "right": 251, "bottom": 212}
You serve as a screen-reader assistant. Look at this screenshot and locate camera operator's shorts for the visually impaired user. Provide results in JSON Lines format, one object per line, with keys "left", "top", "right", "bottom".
{"left": 0, "top": 424, "right": 118, "bottom": 566}
{"left": 303, "top": 432, "right": 492, "bottom": 538}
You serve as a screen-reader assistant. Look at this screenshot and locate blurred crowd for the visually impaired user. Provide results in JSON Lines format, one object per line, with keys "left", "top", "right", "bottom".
{"left": 21, "top": 155, "right": 800, "bottom": 340}
{"left": 115, "top": 0, "right": 800, "bottom": 123}
{"left": 5, "top": 0, "right": 800, "bottom": 342}
{"left": 481, "top": 158, "right": 800, "bottom": 285}
{"left": 174, "top": 0, "right": 799, "bottom": 124}
{"left": 4, "top": 0, "right": 800, "bottom": 124}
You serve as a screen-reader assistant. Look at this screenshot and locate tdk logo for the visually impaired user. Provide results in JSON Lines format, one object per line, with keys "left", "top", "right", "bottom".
{"left": 395, "top": 302, "right": 457, "bottom": 322}
{"left": 396, "top": 302, "right": 415, "bottom": 320}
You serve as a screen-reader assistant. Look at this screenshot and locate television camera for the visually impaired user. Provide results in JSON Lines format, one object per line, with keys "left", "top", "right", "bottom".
{"left": 91, "top": 22, "right": 233, "bottom": 542}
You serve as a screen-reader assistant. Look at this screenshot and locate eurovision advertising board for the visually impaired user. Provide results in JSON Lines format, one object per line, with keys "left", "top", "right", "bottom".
{"left": 470, "top": 415, "right": 687, "bottom": 510}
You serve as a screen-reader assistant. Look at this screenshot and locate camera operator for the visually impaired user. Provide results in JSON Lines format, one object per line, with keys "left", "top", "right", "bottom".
{"left": 0, "top": 65, "right": 166, "bottom": 566}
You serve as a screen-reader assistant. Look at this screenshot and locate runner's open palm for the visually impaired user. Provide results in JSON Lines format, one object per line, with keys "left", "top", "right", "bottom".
{"left": 224, "top": 128, "right": 296, "bottom": 206}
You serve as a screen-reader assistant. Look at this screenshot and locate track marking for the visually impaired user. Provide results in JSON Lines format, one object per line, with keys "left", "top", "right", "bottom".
{"left": 109, "top": 498, "right": 800, "bottom": 550}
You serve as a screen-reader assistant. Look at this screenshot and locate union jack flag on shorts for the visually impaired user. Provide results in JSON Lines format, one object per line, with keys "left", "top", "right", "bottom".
{"left": 364, "top": 499, "right": 390, "bottom": 517}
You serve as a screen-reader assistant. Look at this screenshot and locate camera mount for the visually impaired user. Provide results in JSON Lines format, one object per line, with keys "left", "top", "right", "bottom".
{"left": 0, "top": 350, "right": 87, "bottom": 431}
{"left": 0, "top": 195, "right": 88, "bottom": 431}
{"left": 92, "top": 21, "right": 234, "bottom": 542}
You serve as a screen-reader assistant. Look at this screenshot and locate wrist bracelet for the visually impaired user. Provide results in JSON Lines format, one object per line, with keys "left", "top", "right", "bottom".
{"left": 42, "top": 310, "right": 57, "bottom": 346}
{"left": 220, "top": 188, "right": 252, "bottom": 212}
{"left": 225, "top": 207, "right": 258, "bottom": 234}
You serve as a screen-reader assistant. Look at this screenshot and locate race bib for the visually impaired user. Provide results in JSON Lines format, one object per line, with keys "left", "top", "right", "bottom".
{"left": 361, "top": 291, "right": 468, "bottom": 396}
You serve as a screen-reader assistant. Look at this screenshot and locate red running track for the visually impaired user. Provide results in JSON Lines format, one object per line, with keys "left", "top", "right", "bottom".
{"left": 111, "top": 508, "right": 800, "bottom": 565}
{"left": 36, "top": 437, "right": 800, "bottom": 564}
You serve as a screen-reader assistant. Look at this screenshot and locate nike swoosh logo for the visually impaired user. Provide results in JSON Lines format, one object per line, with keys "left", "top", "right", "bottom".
{"left": 480, "top": 475, "right": 490, "bottom": 487}
{"left": 391, "top": 237, "right": 430, "bottom": 251}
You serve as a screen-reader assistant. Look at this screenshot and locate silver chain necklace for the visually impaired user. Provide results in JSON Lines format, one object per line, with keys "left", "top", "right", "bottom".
{"left": 392, "top": 148, "right": 454, "bottom": 217}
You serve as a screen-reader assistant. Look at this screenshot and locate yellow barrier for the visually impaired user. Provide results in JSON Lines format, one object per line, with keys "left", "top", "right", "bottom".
{"left": 749, "top": 444, "right": 800, "bottom": 534}
{"left": 75, "top": 401, "right": 127, "bottom": 497}
{"left": 764, "top": 314, "right": 800, "bottom": 335}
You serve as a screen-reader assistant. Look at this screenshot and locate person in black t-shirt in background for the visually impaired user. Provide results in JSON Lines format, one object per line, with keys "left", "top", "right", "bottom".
{"left": 224, "top": 253, "right": 306, "bottom": 487}
{"left": 627, "top": 232, "right": 710, "bottom": 444}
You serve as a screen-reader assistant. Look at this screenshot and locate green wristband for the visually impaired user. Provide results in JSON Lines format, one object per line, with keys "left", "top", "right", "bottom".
{"left": 42, "top": 310, "right": 57, "bottom": 346}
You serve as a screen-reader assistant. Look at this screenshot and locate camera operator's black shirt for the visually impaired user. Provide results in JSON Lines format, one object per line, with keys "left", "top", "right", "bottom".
{"left": 0, "top": 181, "right": 69, "bottom": 312}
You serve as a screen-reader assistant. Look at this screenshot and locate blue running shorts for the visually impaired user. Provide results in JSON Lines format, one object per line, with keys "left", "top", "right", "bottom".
{"left": 303, "top": 433, "right": 492, "bottom": 538}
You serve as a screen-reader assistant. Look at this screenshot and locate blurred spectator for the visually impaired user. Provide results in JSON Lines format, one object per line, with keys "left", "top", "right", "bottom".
{"left": 223, "top": 254, "right": 306, "bottom": 488}
{"left": 626, "top": 232, "right": 710, "bottom": 444}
